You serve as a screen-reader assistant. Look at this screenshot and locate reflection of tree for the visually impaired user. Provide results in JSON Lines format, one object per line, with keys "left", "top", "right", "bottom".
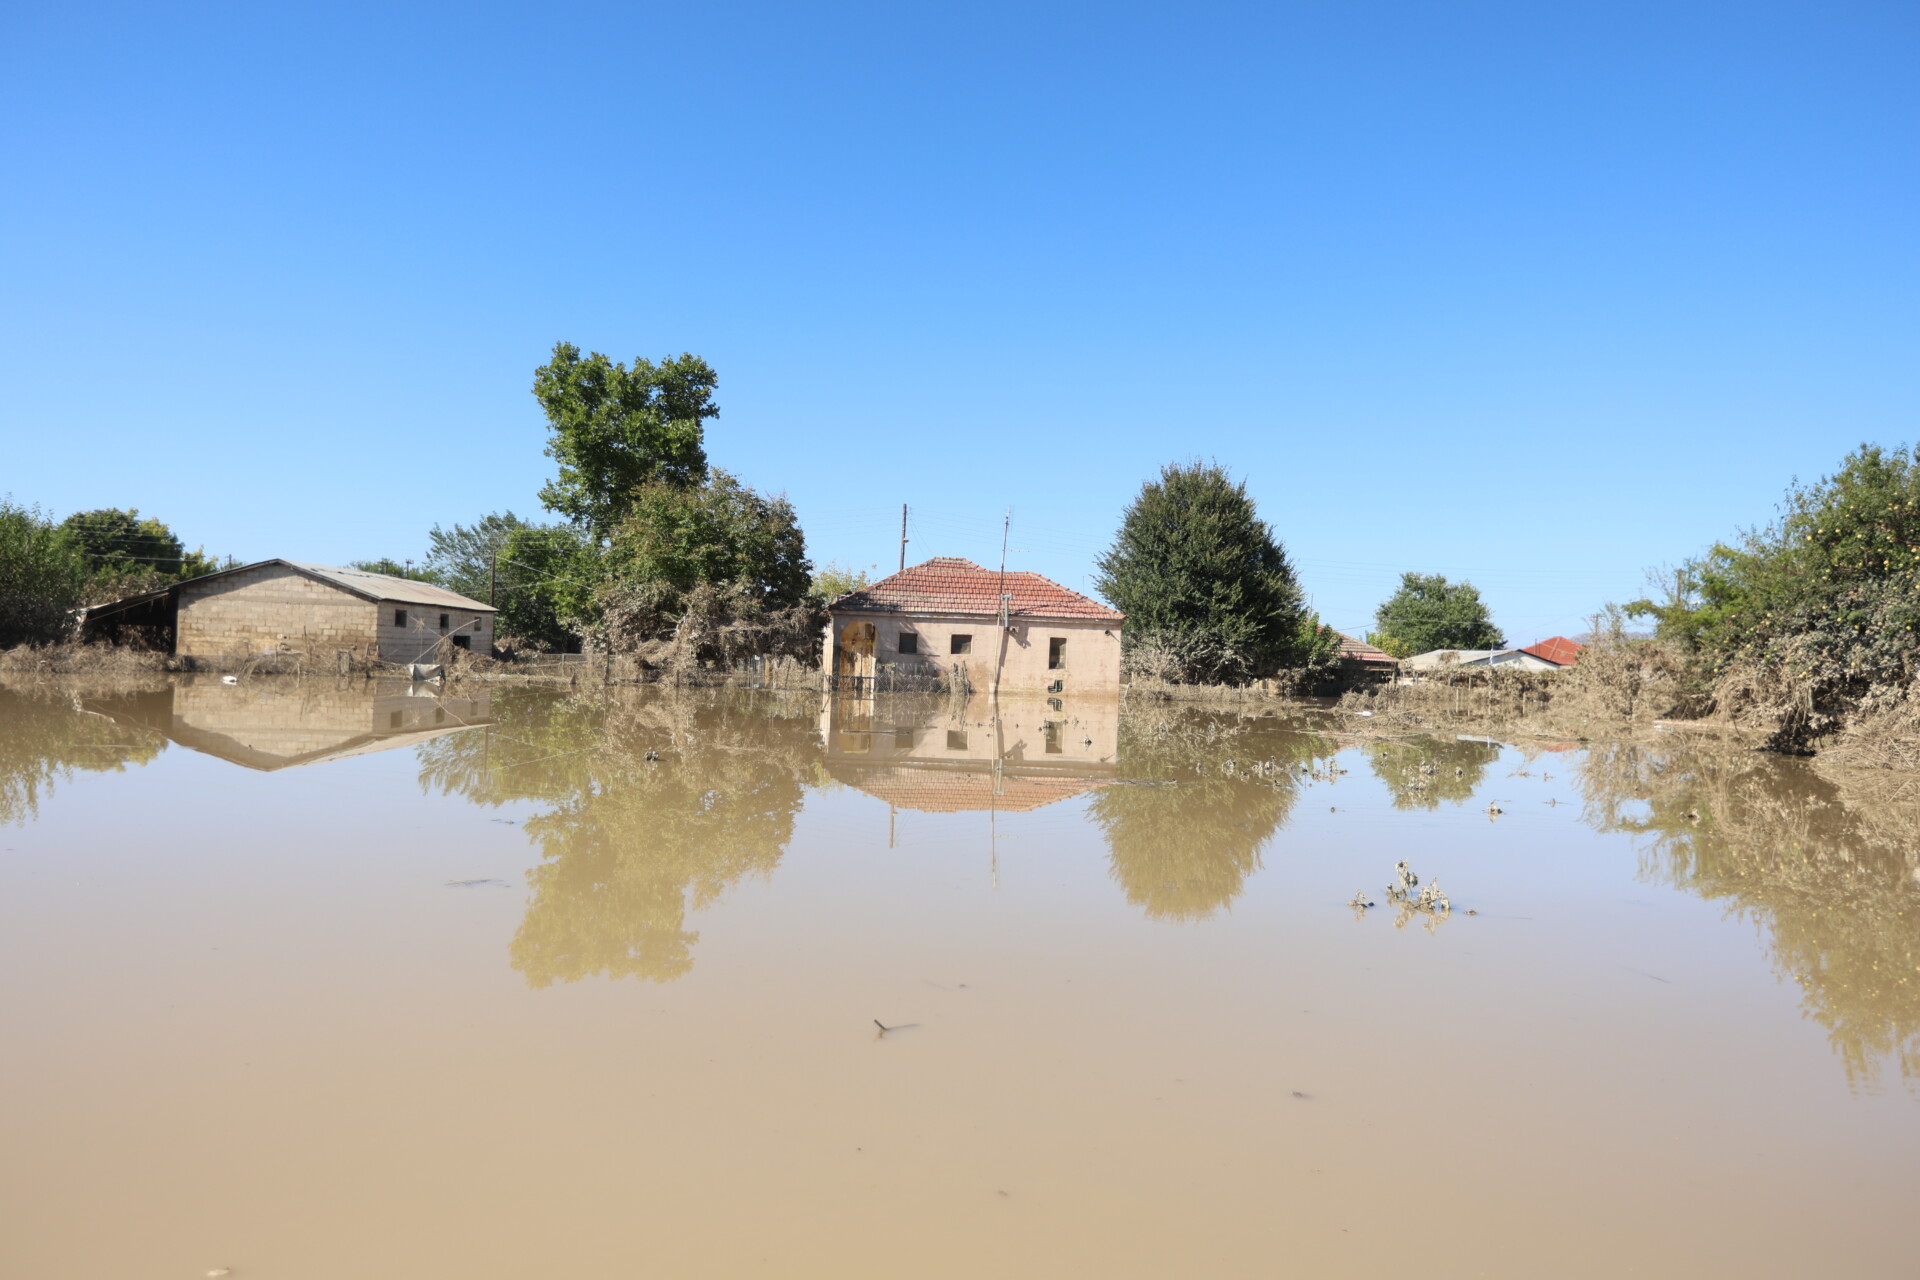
{"left": 1365, "top": 736, "right": 1499, "bottom": 809}
{"left": 417, "top": 686, "right": 815, "bottom": 986}
{"left": 1580, "top": 742, "right": 1920, "bottom": 1088}
{"left": 1091, "top": 704, "right": 1331, "bottom": 920}
{"left": 0, "top": 684, "right": 166, "bottom": 824}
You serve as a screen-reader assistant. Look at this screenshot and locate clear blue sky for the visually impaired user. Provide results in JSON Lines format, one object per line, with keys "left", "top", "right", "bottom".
{"left": 4, "top": 1, "right": 1915, "bottom": 644}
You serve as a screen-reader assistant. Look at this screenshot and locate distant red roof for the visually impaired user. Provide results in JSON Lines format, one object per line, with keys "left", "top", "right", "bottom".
{"left": 1335, "top": 631, "right": 1395, "bottom": 664}
{"left": 831, "top": 557, "right": 1124, "bottom": 623}
{"left": 1521, "top": 636, "right": 1584, "bottom": 667}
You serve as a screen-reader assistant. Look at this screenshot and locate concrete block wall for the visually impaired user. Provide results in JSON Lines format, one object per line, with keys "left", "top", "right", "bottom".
{"left": 176, "top": 565, "right": 378, "bottom": 660}
{"left": 375, "top": 605, "right": 493, "bottom": 664}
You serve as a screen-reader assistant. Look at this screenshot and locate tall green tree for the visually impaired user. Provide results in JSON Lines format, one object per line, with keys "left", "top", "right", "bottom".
{"left": 1094, "top": 462, "right": 1321, "bottom": 681}
{"left": 1368, "top": 572, "right": 1504, "bottom": 658}
{"left": 60, "top": 508, "right": 185, "bottom": 578}
{"left": 496, "top": 523, "right": 601, "bottom": 651}
{"left": 424, "top": 512, "right": 528, "bottom": 603}
{"left": 532, "top": 342, "right": 719, "bottom": 535}
{"left": 0, "top": 500, "right": 89, "bottom": 647}
{"left": 598, "top": 470, "right": 813, "bottom": 656}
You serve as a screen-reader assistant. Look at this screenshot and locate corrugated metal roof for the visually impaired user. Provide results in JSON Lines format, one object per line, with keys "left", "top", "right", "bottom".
{"left": 831, "top": 557, "right": 1124, "bottom": 623}
{"left": 282, "top": 562, "right": 494, "bottom": 611}
{"left": 164, "top": 559, "right": 494, "bottom": 611}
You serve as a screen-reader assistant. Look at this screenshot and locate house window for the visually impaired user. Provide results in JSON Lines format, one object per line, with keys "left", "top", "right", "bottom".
{"left": 893, "top": 728, "right": 914, "bottom": 749}
{"left": 475, "top": 617, "right": 486, "bottom": 630}
{"left": 898, "top": 632, "right": 919, "bottom": 654}
{"left": 452, "top": 634, "right": 471, "bottom": 650}
{"left": 393, "top": 608, "right": 408, "bottom": 628}
{"left": 1049, "top": 637, "right": 1067, "bottom": 669}
{"left": 946, "top": 729, "right": 968, "bottom": 751}
{"left": 1043, "top": 721, "right": 1064, "bottom": 754}
{"left": 950, "top": 634, "right": 972, "bottom": 655}
{"left": 439, "top": 613, "right": 449, "bottom": 632}
{"left": 388, "top": 710, "right": 403, "bottom": 729}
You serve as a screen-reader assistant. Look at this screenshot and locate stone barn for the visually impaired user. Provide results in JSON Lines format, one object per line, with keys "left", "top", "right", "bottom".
{"left": 822, "top": 557, "right": 1123, "bottom": 695}
{"left": 84, "top": 560, "right": 496, "bottom": 664}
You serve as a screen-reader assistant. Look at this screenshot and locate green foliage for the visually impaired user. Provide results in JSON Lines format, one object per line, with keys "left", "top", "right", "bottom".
{"left": 532, "top": 341, "right": 719, "bottom": 535}
{"left": 1368, "top": 572, "right": 1504, "bottom": 657}
{"left": 424, "top": 512, "right": 526, "bottom": 603}
{"left": 60, "top": 507, "right": 184, "bottom": 578}
{"left": 1627, "top": 444, "right": 1920, "bottom": 746}
{"left": 0, "top": 686, "right": 167, "bottom": 824}
{"left": 598, "top": 471, "right": 813, "bottom": 656}
{"left": 1095, "top": 462, "right": 1315, "bottom": 681}
{"left": 497, "top": 524, "right": 601, "bottom": 650}
{"left": 809, "top": 560, "right": 872, "bottom": 603}
{"left": 348, "top": 557, "right": 440, "bottom": 582}
{"left": 0, "top": 499, "right": 90, "bottom": 647}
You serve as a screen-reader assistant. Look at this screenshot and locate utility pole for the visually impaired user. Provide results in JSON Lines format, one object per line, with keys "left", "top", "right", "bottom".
{"left": 489, "top": 545, "right": 497, "bottom": 606}
{"left": 899, "top": 504, "right": 909, "bottom": 573}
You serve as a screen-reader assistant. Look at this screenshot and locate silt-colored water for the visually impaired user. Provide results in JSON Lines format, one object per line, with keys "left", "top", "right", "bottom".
{"left": 1, "top": 678, "right": 1916, "bottom": 1277}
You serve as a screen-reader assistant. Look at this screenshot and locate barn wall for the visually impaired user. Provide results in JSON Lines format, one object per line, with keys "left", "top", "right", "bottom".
{"left": 374, "top": 604, "right": 493, "bottom": 664}
{"left": 176, "top": 565, "right": 377, "bottom": 660}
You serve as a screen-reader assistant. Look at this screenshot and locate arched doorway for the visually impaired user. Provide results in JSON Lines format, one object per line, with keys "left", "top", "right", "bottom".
{"left": 836, "top": 621, "right": 876, "bottom": 688}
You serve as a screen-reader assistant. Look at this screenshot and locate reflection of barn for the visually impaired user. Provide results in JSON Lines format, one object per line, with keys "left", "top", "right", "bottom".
{"left": 82, "top": 678, "right": 490, "bottom": 770}
{"left": 823, "top": 558, "right": 1123, "bottom": 695}
{"left": 821, "top": 694, "right": 1118, "bottom": 813}
{"left": 83, "top": 560, "right": 495, "bottom": 665}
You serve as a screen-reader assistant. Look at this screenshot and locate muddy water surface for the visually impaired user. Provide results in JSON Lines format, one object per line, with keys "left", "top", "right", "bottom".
{"left": 2, "top": 679, "right": 1917, "bottom": 1278}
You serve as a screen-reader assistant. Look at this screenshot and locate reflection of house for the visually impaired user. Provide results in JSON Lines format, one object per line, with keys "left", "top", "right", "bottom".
{"left": 821, "top": 695, "right": 1118, "bottom": 813}
{"left": 83, "top": 678, "right": 490, "bottom": 770}
{"left": 1402, "top": 647, "right": 1564, "bottom": 672}
{"left": 83, "top": 560, "right": 495, "bottom": 664}
{"left": 822, "top": 558, "right": 1123, "bottom": 695}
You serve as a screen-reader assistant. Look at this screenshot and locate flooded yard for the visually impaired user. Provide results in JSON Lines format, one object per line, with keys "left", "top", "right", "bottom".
{"left": 2, "top": 678, "right": 1917, "bottom": 1278}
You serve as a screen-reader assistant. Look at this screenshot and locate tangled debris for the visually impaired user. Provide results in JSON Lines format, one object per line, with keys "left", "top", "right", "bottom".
{"left": 1351, "top": 860, "right": 1467, "bottom": 930}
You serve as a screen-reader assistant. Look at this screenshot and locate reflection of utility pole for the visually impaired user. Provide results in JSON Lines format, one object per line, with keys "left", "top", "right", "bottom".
{"left": 899, "top": 504, "right": 909, "bottom": 573}
{"left": 889, "top": 805, "right": 896, "bottom": 849}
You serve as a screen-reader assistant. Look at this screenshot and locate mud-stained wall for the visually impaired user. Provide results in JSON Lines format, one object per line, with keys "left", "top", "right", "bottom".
{"left": 374, "top": 606, "right": 492, "bottom": 664}
{"left": 176, "top": 565, "right": 377, "bottom": 660}
{"left": 823, "top": 613, "right": 1122, "bottom": 694}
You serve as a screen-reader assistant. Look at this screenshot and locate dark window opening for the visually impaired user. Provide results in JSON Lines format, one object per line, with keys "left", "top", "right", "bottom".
{"left": 1048, "top": 637, "right": 1067, "bottom": 669}
{"left": 1043, "top": 721, "right": 1064, "bottom": 754}
{"left": 388, "top": 710, "right": 403, "bottom": 729}
{"left": 452, "top": 634, "right": 471, "bottom": 650}
{"left": 434, "top": 708, "right": 446, "bottom": 723}
{"left": 950, "top": 634, "right": 972, "bottom": 654}
{"left": 946, "top": 729, "right": 968, "bottom": 750}
{"left": 393, "top": 609, "right": 408, "bottom": 628}
{"left": 893, "top": 728, "right": 914, "bottom": 748}
{"left": 898, "top": 632, "right": 919, "bottom": 655}
{"left": 439, "top": 613, "right": 449, "bottom": 632}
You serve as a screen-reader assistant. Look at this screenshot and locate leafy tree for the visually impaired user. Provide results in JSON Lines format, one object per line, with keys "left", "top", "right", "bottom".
{"left": 423, "top": 512, "right": 528, "bottom": 604}
{"left": 809, "top": 560, "right": 872, "bottom": 603}
{"left": 60, "top": 508, "right": 185, "bottom": 578}
{"left": 1368, "top": 572, "right": 1504, "bottom": 657}
{"left": 1626, "top": 443, "right": 1920, "bottom": 748}
{"left": 0, "top": 499, "right": 89, "bottom": 647}
{"left": 598, "top": 470, "right": 813, "bottom": 657}
{"left": 1094, "top": 462, "right": 1319, "bottom": 681}
{"left": 348, "top": 557, "right": 440, "bottom": 581}
{"left": 532, "top": 341, "right": 719, "bottom": 535}
{"left": 497, "top": 523, "right": 601, "bottom": 650}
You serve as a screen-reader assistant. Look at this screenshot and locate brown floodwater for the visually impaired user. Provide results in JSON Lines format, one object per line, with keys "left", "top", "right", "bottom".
{"left": 2, "top": 677, "right": 1917, "bottom": 1278}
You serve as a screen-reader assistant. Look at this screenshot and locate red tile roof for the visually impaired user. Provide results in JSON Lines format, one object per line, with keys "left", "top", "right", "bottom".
{"left": 832, "top": 557, "right": 1124, "bottom": 623}
{"left": 1335, "top": 631, "right": 1395, "bottom": 663}
{"left": 841, "top": 766, "right": 1108, "bottom": 813}
{"left": 1521, "top": 636, "right": 1584, "bottom": 667}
